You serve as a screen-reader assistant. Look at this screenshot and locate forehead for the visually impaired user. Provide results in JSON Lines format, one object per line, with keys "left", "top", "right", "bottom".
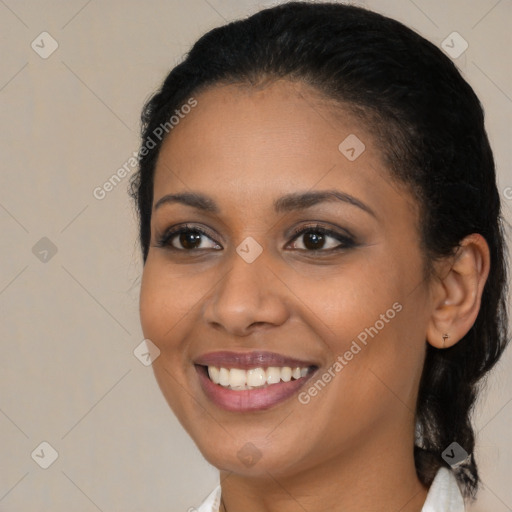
{"left": 152, "top": 79, "right": 411, "bottom": 218}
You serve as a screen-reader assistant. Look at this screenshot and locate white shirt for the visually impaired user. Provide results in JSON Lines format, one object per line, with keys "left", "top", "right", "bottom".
{"left": 196, "top": 467, "right": 465, "bottom": 511}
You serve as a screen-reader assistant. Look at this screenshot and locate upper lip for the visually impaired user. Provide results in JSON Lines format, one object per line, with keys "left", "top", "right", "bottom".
{"left": 194, "top": 351, "right": 318, "bottom": 370}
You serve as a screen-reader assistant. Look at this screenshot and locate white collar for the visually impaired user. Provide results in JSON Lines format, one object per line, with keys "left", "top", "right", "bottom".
{"left": 421, "top": 467, "right": 465, "bottom": 511}
{"left": 196, "top": 467, "right": 465, "bottom": 512}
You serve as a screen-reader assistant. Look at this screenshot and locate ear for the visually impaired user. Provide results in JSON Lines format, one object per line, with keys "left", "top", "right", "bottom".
{"left": 426, "top": 233, "right": 490, "bottom": 349}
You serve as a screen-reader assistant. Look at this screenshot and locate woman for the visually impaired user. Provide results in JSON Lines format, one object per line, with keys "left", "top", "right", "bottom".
{"left": 129, "top": 2, "right": 509, "bottom": 511}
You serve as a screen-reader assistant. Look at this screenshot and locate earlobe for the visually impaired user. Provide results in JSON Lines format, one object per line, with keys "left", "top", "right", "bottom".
{"left": 426, "top": 233, "right": 490, "bottom": 349}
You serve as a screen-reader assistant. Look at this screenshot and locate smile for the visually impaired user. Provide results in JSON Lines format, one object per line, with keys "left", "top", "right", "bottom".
{"left": 208, "top": 365, "right": 310, "bottom": 390}
{"left": 194, "top": 351, "right": 318, "bottom": 411}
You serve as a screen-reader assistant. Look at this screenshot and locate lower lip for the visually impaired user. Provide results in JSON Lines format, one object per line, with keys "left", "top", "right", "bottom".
{"left": 195, "top": 365, "right": 316, "bottom": 412}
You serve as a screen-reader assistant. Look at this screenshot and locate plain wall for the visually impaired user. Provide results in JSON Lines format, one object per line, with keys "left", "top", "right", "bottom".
{"left": 1, "top": 0, "right": 511, "bottom": 510}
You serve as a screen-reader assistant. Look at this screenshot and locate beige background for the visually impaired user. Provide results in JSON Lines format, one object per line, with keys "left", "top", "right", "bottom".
{"left": 0, "top": 0, "right": 511, "bottom": 510}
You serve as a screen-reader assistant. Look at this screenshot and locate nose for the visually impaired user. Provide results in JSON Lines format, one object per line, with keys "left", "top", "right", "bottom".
{"left": 201, "top": 248, "right": 289, "bottom": 337}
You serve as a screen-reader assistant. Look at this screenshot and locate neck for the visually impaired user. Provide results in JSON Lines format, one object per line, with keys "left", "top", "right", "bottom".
{"left": 218, "top": 424, "right": 429, "bottom": 512}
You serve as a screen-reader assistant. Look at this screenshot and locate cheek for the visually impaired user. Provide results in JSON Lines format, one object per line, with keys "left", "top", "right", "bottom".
{"left": 139, "top": 260, "right": 199, "bottom": 419}
{"left": 139, "top": 257, "right": 204, "bottom": 348}
{"left": 287, "top": 258, "right": 394, "bottom": 343}
{"left": 300, "top": 257, "right": 425, "bottom": 398}
{"left": 139, "top": 266, "right": 171, "bottom": 344}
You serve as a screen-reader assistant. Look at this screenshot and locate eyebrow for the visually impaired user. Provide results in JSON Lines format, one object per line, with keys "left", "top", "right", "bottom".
{"left": 153, "top": 189, "right": 376, "bottom": 218}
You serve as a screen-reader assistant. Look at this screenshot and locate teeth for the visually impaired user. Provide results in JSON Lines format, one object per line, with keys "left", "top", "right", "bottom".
{"left": 266, "top": 367, "right": 281, "bottom": 384}
{"left": 281, "top": 367, "right": 292, "bottom": 382}
{"left": 218, "top": 367, "right": 230, "bottom": 386}
{"left": 208, "top": 366, "right": 220, "bottom": 383}
{"left": 247, "top": 368, "right": 266, "bottom": 387}
{"left": 229, "top": 368, "right": 246, "bottom": 389}
{"left": 207, "top": 365, "right": 310, "bottom": 390}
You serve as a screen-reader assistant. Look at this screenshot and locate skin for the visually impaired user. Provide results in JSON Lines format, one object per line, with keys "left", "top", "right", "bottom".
{"left": 139, "top": 79, "right": 490, "bottom": 512}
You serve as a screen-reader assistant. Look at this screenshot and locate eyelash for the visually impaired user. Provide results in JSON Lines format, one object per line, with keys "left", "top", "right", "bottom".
{"left": 155, "top": 223, "right": 356, "bottom": 254}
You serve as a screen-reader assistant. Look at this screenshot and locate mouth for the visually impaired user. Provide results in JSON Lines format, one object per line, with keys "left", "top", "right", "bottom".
{"left": 194, "top": 351, "right": 319, "bottom": 412}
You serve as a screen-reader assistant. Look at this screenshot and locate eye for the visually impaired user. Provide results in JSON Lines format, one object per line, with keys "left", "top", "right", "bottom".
{"left": 156, "top": 224, "right": 221, "bottom": 251}
{"left": 287, "top": 224, "right": 355, "bottom": 252}
{"left": 155, "top": 223, "right": 355, "bottom": 253}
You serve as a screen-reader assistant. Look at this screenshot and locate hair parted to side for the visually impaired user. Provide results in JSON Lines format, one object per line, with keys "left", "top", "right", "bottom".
{"left": 129, "top": 1, "right": 509, "bottom": 499}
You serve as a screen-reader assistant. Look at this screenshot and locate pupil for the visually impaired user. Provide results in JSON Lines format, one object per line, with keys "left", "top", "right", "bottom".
{"left": 305, "top": 232, "right": 324, "bottom": 250}
{"left": 181, "top": 231, "right": 201, "bottom": 249}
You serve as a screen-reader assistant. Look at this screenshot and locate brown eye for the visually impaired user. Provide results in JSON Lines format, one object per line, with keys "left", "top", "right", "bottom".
{"left": 157, "top": 225, "right": 221, "bottom": 251}
{"left": 289, "top": 225, "right": 354, "bottom": 252}
{"left": 298, "top": 231, "right": 327, "bottom": 250}
{"left": 177, "top": 231, "right": 203, "bottom": 250}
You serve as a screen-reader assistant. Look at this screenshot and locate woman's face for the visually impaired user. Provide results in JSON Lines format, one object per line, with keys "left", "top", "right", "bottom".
{"left": 139, "top": 79, "right": 433, "bottom": 478}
